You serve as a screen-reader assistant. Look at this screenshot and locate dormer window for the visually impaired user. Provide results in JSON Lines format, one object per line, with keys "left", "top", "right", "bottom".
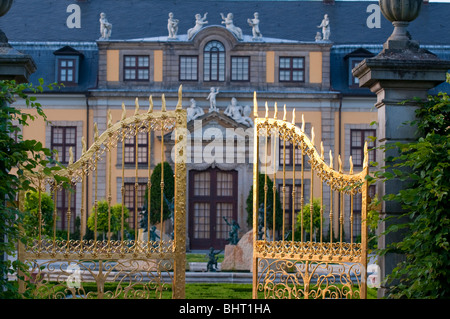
{"left": 344, "top": 48, "right": 374, "bottom": 88}
{"left": 53, "top": 46, "right": 83, "bottom": 86}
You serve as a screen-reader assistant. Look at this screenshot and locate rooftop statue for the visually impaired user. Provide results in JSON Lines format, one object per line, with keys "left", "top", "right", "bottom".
{"left": 224, "top": 97, "right": 253, "bottom": 127}
{"left": 206, "top": 87, "right": 219, "bottom": 112}
{"left": 187, "top": 98, "right": 205, "bottom": 122}
{"left": 317, "top": 14, "right": 330, "bottom": 41}
{"left": 167, "top": 12, "right": 179, "bottom": 39}
{"left": 247, "top": 12, "right": 262, "bottom": 40}
{"left": 220, "top": 13, "right": 243, "bottom": 40}
{"left": 187, "top": 13, "right": 208, "bottom": 40}
{"left": 99, "top": 12, "right": 112, "bottom": 40}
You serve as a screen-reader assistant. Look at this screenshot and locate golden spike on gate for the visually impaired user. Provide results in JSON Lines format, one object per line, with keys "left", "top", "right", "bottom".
{"left": 82, "top": 136, "right": 86, "bottom": 155}
{"left": 311, "top": 126, "right": 315, "bottom": 146}
{"left": 94, "top": 122, "right": 99, "bottom": 141}
{"left": 338, "top": 154, "right": 343, "bottom": 173}
{"left": 320, "top": 141, "right": 324, "bottom": 160}
{"left": 253, "top": 92, "right": 258, "bottom": 117}
{"left": 107, "top": 110, "right": 113, "bottom": 128}
{"left": 265, "top": 101, "right": 268, "bottom": 118}
{"left": 176, "top": 85, "right": 183, "bottom": 110}
{"left": 292, "top": 109, "right": 296, "bottom": 124}
{"left": 349, "top": 156, "right": 354, "bottom": 174}
{"left": 69, "top": 147, "right": 74, "bottom": 166}
{"left": 134, "top": 97, "right": 140, "bottom": 115}
{"left": 121, "top": 102, "right": 126, "bottom": 120}
{"left": 301, "top": 114, "right": 305, "bottom": 132}
{"left": 283, "top": 104, "right": 287, "bottom": 121}
{"left": 329, "top": 150, "right": 333, "bottom": 169}
{"left": 273, "top": 102, "right": 278, "bottom": 119}
{"left": 161, "top": 94, "right": 166, "bottom": 112}
{"left": 148, "top": 96, "right": 154, "bottom": 113}
{"left": 363, "top": 141, "right": 369, "bottom": 168}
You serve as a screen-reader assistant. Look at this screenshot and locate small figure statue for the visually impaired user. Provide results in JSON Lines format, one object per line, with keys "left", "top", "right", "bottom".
{"left": 223, "top": 216, "right": 240, "bottom": 245}
{"left": 317, "top": 14, "right": 330, "bottom": 41}
{"left": 206, "top": 87, "right": 219, "bottom": 112}
{"left": 220, "top": 13, "right": 243, "bottom": 40}
{"left": 224, "top": 98, "right": 253, "bottom": 127}
{"left": 149, "top": 225, "right": 160, "bottom": 242}
{"left": 315, "top": 31, "right": 322, "bottom": 42}
{"left": 186, "top": 98, "right": 205, "bottom": 122}
{"left": 247, "top": 12, "right": 262, "bottom": 40}
{"left": 167, "top": 12, "right": 179, "bottom": 39}
{"left": 187, "top": 13, "right": 208, "bottom": 40}
{"left": 99, "top": 12, "right": 112, "bottom": 40}
{"left": 206, "top": 247, "right": 222, "bottom": 272}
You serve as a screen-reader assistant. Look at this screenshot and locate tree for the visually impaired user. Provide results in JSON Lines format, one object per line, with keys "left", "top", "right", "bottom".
{"left": 246, "top": 173, "right": 283, "bottom": 234}
{"left": 22, "top": 191, "right": 54, "bottom": 239}
{"left": 87, "top": 200, "right": 130, "bottom": 239}
{"left": 372, "top": 81, "right": 450, "bottom": 298}
{"left": 141, "top": 162, "right": 175, "bottom": 230}
{"left": 295, "top": 198, "right": 322, "bottom": 241}
{"left": 0, "top": 79, "right": 63, "bottom": 298}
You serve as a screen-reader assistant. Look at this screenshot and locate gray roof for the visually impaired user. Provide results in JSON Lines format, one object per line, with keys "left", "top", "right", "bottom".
{"left": 0, "top": 1, "right": 449, "bottom": 45}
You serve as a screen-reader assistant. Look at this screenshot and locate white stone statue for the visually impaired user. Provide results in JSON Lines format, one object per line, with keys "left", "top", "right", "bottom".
{"left": 167, "top": 12, "right": 179, "bottom": 39}
{"left": 317, "top": 14, "right": 330, "bottom": 41}
{"left": 99, "top": 12, "right": 112, "bottom": 40}
{"left": 247, "top": 12, "right": 262, "bottom": 40}
{"left": 315, "top": 31, "right": 322, "bottom": 42}
{"left": 187, "top": 13, "right": 208, "bottom": 40}
{"left": 224, "top": 98, "right": 253, "bottom": 127}
{"left": 187, "top": 98, "right": 205, "bottom": 122}
{"left": 206, "top": 87, "right": 219, "bottom": 112}
{"left": 220, "top": 13, "right": 243, "bottom": 40}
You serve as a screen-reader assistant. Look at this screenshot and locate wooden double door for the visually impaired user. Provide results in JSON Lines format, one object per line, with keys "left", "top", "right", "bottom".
{"left": 189, "top": 168, "right": 238, "bottom": 250}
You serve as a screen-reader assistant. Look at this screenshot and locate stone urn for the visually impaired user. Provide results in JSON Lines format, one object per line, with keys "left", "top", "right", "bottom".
{"left": 0, "top": 0, "right": 13, "bottom": 17}
{"left": 379, "top": 0, "right": 422, "bottom": 42}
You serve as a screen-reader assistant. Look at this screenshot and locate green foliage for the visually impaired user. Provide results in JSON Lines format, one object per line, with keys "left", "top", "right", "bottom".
{"left": 373, "top": 84, "right": 450, "bottom": 298}
{"left": 87, "top": 200, "right": 130, "bottom": 238}
{"left": 22, "top": 191, "right": 55, "bottom": 238}
{"left": 246, "top": 173, "right": 283, "bottom": 232}
{"left": 0, "top": 79, "right": 63, "bottom": 298}
{"left": 141, "top": 162, "right": 175, "bottom": 229}
{"left": 294, "top": 198, "right": 322, "bottom": 240}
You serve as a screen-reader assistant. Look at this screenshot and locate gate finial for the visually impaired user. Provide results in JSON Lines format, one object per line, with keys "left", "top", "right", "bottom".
{"left": 69, "top": 147, "right": 74, "bottom": 166}
{"left": 121, "top": 102, "right": 127, "bottom": 120}
{"left": 311, "top": 126, "right": 315, "bottom": 146}
{"left": 292, "top": 109, "right": 296, "bottom": 124}
{"left": 148, "top": 96, "right": 154, "bottom": 113}
{"left": 94, "top": 122, "right": 99, "bottom": 141}
{"left": 162, "top": 94, "right": 166, "bottom": 112}
{"left": 176, "top": 85, "right": 183, "bottom": 110}
{"left": 329, "top": 150, "right": 333, "bottom": 169}
{"left": 273, "top": 102, "right": 278, "bottom": 119}
{"left": 320, "top": 141, "right": 324, "bottom": 160}
{"left": 265, "top": 101, "right": 268, "bottom": 119}
{"left": 253, "top": 92, "right": 258, "bottom": 117}
{"left": 108, "top": 110, "right": 113, "bottom": 128}
{"left": 134, "top": 97, "right": 140, "bottom": 115}
{"left": 363, "top": 141, "right": 369, "bottom": 168}
{"left": 301, "top": 114, "right": 305, "bottom": 132}
{"left": 82, "top": 136, "right": 86, "bottom": 155}
{"left": 338, "top": 154, "right": 343, "bottom": 173}
{"left": 283, "top": 104, "right": 287, "bottom": 121}
{"left": 349, "top": 156, "right": 354, "bottom": 174}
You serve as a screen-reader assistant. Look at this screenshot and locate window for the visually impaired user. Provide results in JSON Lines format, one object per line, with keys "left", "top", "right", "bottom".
{"left": 350, "top": 129, "right": 376, "bottom": 167}
{"left": 124, "top": 131, "right": 148, "bottom": 165}
{"left": 179, "top": 56, "right": 198, "bottom": 81}
{"left": 124, "top": 55, "right": 149, "bottom": 81}
{"left": 58, "top": 59, "right": 77, "bottom": 84}
{"left": 51, "top": 126, "right": 76, "bottom": 164}
{"left": 204, "top": 41, "right": 225, "bottom": 82}
{"left": 231, "top": 56, "right": 250, "bottom": 81}
{"left": 279, "top": 57, "right": 304, "bottom": 82}
{"left": 123, "top": 182, "right": 147, "bottom": 229}
{"left": 277, "top": 183, "right": 310, "bottom": 234}
{"left": 349, "top": 58, "right": 364, "bottom": 87}
{"left": 279, "top": 139, "right": 304, "bottom": 167}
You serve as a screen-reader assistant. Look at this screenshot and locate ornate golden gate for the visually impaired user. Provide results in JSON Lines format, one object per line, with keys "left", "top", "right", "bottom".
{"left": 251, "top": 94, "right": 370, "bottom": 299}
{"left": 18, "top": 87, "right": 187, "bottom": 299}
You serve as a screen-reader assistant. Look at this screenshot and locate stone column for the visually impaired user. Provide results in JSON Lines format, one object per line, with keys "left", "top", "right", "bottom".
{"left": 352, "top": 0, "right": 450, "bottom": 297}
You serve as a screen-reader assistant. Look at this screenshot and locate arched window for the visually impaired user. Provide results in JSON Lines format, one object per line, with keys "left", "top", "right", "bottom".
{"left": 203, "top": 40, "right": 225, "bottom": 81}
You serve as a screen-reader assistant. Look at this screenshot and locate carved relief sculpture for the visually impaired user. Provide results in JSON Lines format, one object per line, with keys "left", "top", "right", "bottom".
{"left": 224, "top": 97, "right": 253, "bottom": 127}
{"left": 187, "top": 13, "right": 208, "bottom": 40}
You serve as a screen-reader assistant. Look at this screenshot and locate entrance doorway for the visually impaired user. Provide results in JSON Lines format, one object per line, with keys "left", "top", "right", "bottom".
{"left": 189, "top": 168, "right": 238, "bottom": 249}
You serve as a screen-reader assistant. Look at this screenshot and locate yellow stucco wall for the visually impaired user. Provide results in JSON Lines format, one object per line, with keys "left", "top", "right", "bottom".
{"left": 106, "top": 50, "right": 120, "bottom": 82}
{"left": 309, "top": 52, "right": 323, "bottom": 84}
{"left": 266, "top": 51, "right": 275, "bottom": 83}
{"left": 153, "top": 50, "right": 163, "bottom": 82}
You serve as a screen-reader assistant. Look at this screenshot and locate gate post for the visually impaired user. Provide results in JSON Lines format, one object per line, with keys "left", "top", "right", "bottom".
{"left": 252, "top": 93, "right": 260, "bottom": 299}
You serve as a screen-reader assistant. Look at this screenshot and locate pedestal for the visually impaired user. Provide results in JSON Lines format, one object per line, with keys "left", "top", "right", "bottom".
{"left": 221, "top": 230, "right": 253, "bottom": 271}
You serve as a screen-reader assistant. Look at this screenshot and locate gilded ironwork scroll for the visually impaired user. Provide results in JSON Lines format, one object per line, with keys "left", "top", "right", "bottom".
{"left": 18, "top": 86, "right": 187, "bottom": 299}
{"left": 252, "top": 93, "right": 370, "bottom": 299}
